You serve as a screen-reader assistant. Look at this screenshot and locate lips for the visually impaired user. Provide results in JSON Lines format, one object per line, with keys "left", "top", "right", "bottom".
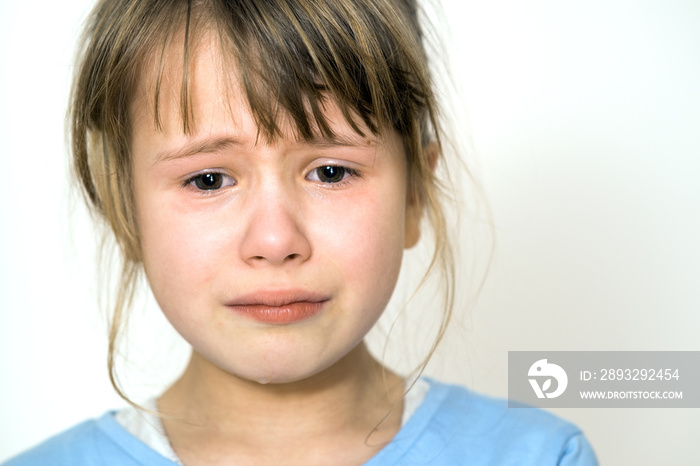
{"left": 226, "top": 290, "right": 329, "bottom": 324}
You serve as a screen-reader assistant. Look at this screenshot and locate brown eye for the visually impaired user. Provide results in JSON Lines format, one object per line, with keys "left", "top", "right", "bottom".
{"left": 305, "top": 165, "right": 361, "bottom": 186}
{"left": 194, "top": 173, "right": 223, "bottom": 190}
{"left": 185, "top": 172, "right": 235, "bottom": 191}
{"left": 316, "top": 166, "right": 345, "bottom": 183}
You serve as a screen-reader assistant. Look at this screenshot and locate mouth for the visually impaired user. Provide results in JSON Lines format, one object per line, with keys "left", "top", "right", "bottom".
{"left": 226, "top": 290, "right": 329, "bottom": 324}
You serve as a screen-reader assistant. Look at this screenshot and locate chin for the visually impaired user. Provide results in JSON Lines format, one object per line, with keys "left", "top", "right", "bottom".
{"left": 236, "top": 365, "right": 324, "bottom": 386}
{"left": 231, "top": 351, "right": 343, "bottom": 387}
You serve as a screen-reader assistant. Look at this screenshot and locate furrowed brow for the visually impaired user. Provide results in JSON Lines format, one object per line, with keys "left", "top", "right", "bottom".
{"left": 152, "top": 133, "right": 374, "bottom": 165}
{"left": 300, "top": 134, "right": 375, "bottom": 149}
{"left": 154, "top": 137, "right": 244, "bottom": 163}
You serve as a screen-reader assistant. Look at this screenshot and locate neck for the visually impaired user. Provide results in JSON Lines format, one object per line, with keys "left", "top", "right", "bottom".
{"left": 158, "top": 343, "right": 405, "bottom": 465}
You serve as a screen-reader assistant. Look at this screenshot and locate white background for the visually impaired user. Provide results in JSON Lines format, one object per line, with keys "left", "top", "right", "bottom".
{"left": 1, "top": 0, "right": 699, "bottom": 464}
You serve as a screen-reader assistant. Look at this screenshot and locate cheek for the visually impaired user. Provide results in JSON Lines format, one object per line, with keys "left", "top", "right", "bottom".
{"left": 322, "top": 189, "right": 407, "bottom": 300}
{"left": 135, "top": 188, "right": 225, "bottom": 310}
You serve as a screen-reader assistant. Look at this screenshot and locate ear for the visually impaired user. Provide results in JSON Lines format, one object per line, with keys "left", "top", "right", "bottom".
{"left": 404, "top": 142, "right": 439, "bottom": 249}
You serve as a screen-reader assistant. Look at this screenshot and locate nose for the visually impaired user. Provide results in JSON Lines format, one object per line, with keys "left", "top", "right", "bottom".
{"left": 239, "top": 186, "right": 312, "bottom": 266}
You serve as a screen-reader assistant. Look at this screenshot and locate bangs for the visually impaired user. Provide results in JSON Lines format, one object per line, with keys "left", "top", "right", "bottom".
{"left": 72, "top": 0, "right": 439, "bottom": 232}
{"left": 148, "top": 0, "right": 430, "bottom": 143}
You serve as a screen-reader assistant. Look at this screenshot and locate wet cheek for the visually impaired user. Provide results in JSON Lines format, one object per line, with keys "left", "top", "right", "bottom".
{"left": 330, "top": 194, "right": 406, "bottom": 288}
{"left": 137, "top": 196, "right": 222, "bottom": 310}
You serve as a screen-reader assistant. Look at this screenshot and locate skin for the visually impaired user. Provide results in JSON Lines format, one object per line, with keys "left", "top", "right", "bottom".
{"left": 130, "top": 35, "right": 422, "bottom": 465}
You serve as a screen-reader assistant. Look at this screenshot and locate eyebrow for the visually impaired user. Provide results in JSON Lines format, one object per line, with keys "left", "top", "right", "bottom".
{"left": 154, "top": 134, "right": 374, "bottom": 163}
{"left": 155, "top": 137, "right": 244, "bottom": 163}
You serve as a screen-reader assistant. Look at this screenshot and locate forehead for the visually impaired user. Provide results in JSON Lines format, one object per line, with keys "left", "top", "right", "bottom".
{"left": 130, "top": 29, "right": 376, "bottom": 148}
{"left": 129, "top": 33, "right": 383, "bottom": 161}
{"left": 130, "top": 31, "right": 231, "bottom": 133}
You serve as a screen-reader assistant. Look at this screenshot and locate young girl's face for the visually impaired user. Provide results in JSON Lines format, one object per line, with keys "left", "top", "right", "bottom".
{"left": 130, "top": 38, "right": 419, "bottom": 384}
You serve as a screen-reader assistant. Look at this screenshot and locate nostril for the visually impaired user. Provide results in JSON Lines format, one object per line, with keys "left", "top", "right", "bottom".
{"left": 240, "top": 218, "right": 312, "bottom": 265}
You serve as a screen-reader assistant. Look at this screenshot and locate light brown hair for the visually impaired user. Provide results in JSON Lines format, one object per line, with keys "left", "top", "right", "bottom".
{"left": 71, "top": 0, "right": 455, "bottom": 402}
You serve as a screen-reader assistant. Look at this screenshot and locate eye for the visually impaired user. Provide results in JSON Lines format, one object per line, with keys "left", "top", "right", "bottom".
{"left": 184, "top": 172, "right": 236, "bottom": 191}
{"left": 307, "top": 165, "right": 360, "bottom": 184}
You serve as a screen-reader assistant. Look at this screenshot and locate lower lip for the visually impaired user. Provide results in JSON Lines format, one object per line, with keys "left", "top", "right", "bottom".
{"left": 229, "top": 301, "right": 325, "bottom": 324}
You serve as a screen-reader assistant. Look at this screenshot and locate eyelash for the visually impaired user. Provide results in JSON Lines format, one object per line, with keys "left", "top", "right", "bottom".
{"left": 182, "top": 171, "right": 236, "bottom": 193}
{"left": 305, "top": 165, "right": 362, "bottom": 188}
{"left": 182, "top": 165, "right": 362, "bottom": 193}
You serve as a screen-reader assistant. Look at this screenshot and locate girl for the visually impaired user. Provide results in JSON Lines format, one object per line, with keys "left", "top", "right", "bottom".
{"left": 5, "top": 0, "right": 596, "bottom": 464}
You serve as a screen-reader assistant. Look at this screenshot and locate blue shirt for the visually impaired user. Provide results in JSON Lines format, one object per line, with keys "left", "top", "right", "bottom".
{"left": 4, "top": 379, "right": 597, "bottom": 465}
